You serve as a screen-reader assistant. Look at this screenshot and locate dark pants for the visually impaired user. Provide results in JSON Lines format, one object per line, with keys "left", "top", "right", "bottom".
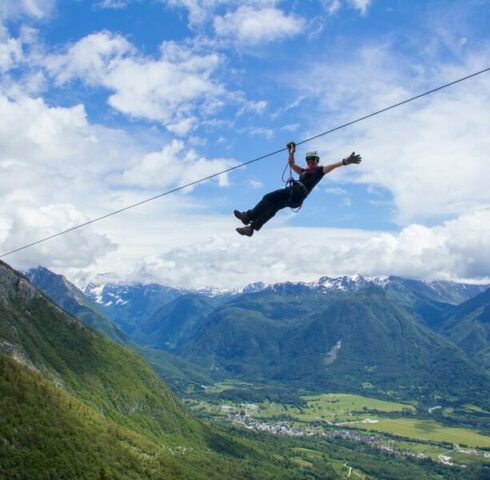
{"left": 247, "top": 184, "right": 307, "bottom": 231}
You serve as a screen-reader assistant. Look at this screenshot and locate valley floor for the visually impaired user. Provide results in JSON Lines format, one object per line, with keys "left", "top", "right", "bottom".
{"left": 184, "top": 382, "right": 490, "bottom": 474}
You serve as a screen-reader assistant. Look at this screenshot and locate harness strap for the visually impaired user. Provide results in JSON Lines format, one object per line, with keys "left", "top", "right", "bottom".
{"left": 287, "top": 179, "right": 309, "bottom": 197}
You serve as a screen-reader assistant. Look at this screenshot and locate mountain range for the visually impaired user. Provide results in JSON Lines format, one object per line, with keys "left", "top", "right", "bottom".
{"left": 30, "top": 267, "right": 490, "bottom": 407}
{"left": 177, "top": 285, "right": 490, "bottom": 406}
{"left": 6, "top": 262, "right": 490, "bottom": 477}
{"left": 83, "top": 273, "right": 489, "bottom": 331}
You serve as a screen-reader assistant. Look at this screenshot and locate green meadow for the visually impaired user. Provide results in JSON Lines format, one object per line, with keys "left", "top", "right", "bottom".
{"left": 192, "top": 388, "right": 490, "bottom": 452}
{"left": 356, "top": 418, "right": 490, "bottom": 448}
{"left": 254, "top": 393, "right": 414, "bottom": 423}
{"left": 450, "top": 451, "right": 490, "bottom": 465}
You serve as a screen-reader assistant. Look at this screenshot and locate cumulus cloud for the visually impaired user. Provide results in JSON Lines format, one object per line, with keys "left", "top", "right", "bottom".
{"left": 113, "top": 138, "right": 237, "bottom": 189}
{"left": 0, "top": 0, "right": 56, "bottom": 22}
{"left": 0, "top": 94, "right": 141, "bottom": 268}
{"left": 43, "top": 32, "right": 226, "bottom": 134}
{"left": 0, "top": 94, "right": 132, "bottom": 198}
{"left": 2, "top": 87, "right": 488, "bottom": 287}
{"left": 213, "top": 6, "right": 305, "bottom": 45}
{"left": 0, "top": 37, "right": 22, "bottom": 71}
{"left": 0, "top": 204, "right": 116, "bottom": 270}
{"left": 164, "top": 0, "right": 281, "bottom": 27}
{"left": 321, "top": 0, "right": 372, "bottom": 16}
{"left": 0, "top": 91, "right": 240, "bottom": 272}
{"left": 290, "top": 45, "right": 490, "bottom": 224}
{"left": 45, "top": 31, "right": 134, "bottom": 85}
{"left": 83, "top": 209, "right": 490, "bottom": 290}
{"left": 348, "top": 0, "right": 372, "bottom": 15}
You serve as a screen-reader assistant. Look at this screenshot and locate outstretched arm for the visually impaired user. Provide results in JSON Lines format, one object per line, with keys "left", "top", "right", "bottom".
{"left": 323, "top": 152, "right": 362, "bottom": 175}
{"left": 287, "top": 143, "right": 303, "bottom": 175}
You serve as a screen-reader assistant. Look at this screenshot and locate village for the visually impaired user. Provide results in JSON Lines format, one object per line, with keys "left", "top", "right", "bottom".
{"left": 219, "top": 403, "right": 489, "bottom": 467}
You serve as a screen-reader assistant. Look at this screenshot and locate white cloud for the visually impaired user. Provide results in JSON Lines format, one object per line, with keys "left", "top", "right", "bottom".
{"left": 0, "top": 93, "right": 170, "bottom": 266}
{"left": 46, "top": 31, "right": 134, "bottom": 85}
{"left": 44, "top": 32, "right": 226, "bottom": 134}
{"left": 237, "top": 99, "right": 267, "bottom": 116}
{"left": 0, "top": 95, "right": 94, "bottom": 190}
{"left": 94, "top": 0, "right": 136, "bottom": 9}
{"left": 1, "top": 204, "right": 116, "bottom": 270}
{"left": 113, "top": 138, "right": 237, "bottom": 189}
{"left": 348, "top": 0, "right": 372, "bottom": 15}
{"left": 164, "top": 0, "right": 226, "bottom": 26}
{"left": 2, "top": 88, "right": 489, "bottom": 287}
{"left": 8, "top": 204, "right": 489, "bottom": 290}
{"left": 248, "top": 179, "right": 264, "bottom": 189}
{"left": 0, "top": 37, "right": 22, "bottom": 71}
{"left": 164, "top": 0, "right": 280, "bottom": 27}
{"left": 77, "top": 209, "right": 490, "bottom": 289}
{"left": 290, "top": 45, "right": 490, "bottom": 224}
{"left": 213, "top": 6, "right": 305, "bottom": 45}
{"left": 0, "top": 0, "right": 56, "bottom": 21}
{"left": 0, "top": 92, "right": 242, "bottom": 274}
{"left": 321, "top": 0, "right": 372, "bottom": 16}
{"left": 323, "top": 0, "right": 341, "bottom": 15}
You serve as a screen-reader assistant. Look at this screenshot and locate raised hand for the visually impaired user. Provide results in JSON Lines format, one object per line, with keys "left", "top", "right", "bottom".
{"left": 343, "top": 152, "right": 362, "bottom": 165}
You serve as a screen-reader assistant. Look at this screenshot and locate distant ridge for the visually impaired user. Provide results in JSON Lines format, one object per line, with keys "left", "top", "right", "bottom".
{"left": 83, "top": 273, "right": 489, "bottom": 331}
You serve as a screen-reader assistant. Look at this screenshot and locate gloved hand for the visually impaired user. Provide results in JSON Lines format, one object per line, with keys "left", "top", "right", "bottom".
{"left": 342, "top": 152, "right": 362, "bottom": 165}
{"left": 287, "top": 142, "right": 296, "bottom": 154}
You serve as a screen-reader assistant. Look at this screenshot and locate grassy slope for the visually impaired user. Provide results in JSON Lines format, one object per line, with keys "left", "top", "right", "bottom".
{"left": 1, "top": 352, "right": 352, "bottom": 480}
{"left": 0, "top": 353, "right": 198, "bottom": 480}
{"left": 0, "top": 295, "right": 199, "bottom": 443}
{"left": 25, "top": 266, "right": 219, "bottom": 393}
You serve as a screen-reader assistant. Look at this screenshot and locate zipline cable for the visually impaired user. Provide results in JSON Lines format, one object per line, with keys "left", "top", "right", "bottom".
{"left": 1, "top": 66, "right": 489, "bottom": 259}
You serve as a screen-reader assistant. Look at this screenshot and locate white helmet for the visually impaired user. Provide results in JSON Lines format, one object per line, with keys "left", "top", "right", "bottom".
{"left": 305, "top": 151, "right": 320, "bottom": 163}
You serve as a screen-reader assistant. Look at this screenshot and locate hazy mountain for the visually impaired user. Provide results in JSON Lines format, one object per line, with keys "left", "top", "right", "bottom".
{"left": 84, "top": 274, "right": 488, "bottom": 333}
{"left": 435, "top": 288, "right": 490, "bottom": 369}
{"left": 133, "top": 293, "right": 221, "bottom": 350}
{"left": 84, "top": 275, "right": 186, "bottom": 334}
{"left": 382, "top": 276, "right": 489, "bottom": 304}
{"left": 379, "top": 276, "right": 489, "bottom": 326}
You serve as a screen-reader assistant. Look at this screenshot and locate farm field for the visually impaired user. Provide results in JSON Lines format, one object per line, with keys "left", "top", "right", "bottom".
{"left": 255, "top": 393, "right": 415, "bottom": 423}
{"left": 356, "top": 418, "right": 490, "bottom": 448}
{"left": 188, "top": 387, "right": 490, "bottom": 457}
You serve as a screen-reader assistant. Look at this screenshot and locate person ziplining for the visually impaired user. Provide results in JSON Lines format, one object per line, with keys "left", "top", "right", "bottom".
{"left": 233, "top": 142, "right": 362, "bottom": 236}
{"left": 2, "top": 67, "right": 487, "bottom": 258}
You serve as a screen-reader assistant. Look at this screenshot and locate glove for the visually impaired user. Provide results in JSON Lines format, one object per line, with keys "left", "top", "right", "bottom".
{"left": 342, "top": 152, "right": 362, "bottom": 165}
{"left": 287, "top": 142, "right": 296, "bottom": 153}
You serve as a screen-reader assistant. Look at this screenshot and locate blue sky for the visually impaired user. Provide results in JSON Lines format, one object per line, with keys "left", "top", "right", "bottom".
{"left": 1, "top": 0, "right": 490, "bottom": 288}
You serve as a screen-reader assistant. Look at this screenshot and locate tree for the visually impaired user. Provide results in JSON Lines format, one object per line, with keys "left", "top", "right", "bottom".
{"left": 99, "top": 466, "right": 109, "bottom": 480}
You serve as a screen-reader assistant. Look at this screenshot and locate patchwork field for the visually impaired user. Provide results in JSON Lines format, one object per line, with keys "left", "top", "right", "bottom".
{"left": 240, "top": 392, "right": 415, "bottom": 424}
{"left": 188, "top": 386, "right": 490, "bottom": 460}
{"left": 356, "top": 418, "right": 490, "bottom": 448}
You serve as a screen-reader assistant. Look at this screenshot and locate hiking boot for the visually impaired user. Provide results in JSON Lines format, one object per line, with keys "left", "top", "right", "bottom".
{"left": 236, "top": 226, "right": 253, "bottom": 237}
{"left": 234, "top": 210, "right": 250, "bottom": 225}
